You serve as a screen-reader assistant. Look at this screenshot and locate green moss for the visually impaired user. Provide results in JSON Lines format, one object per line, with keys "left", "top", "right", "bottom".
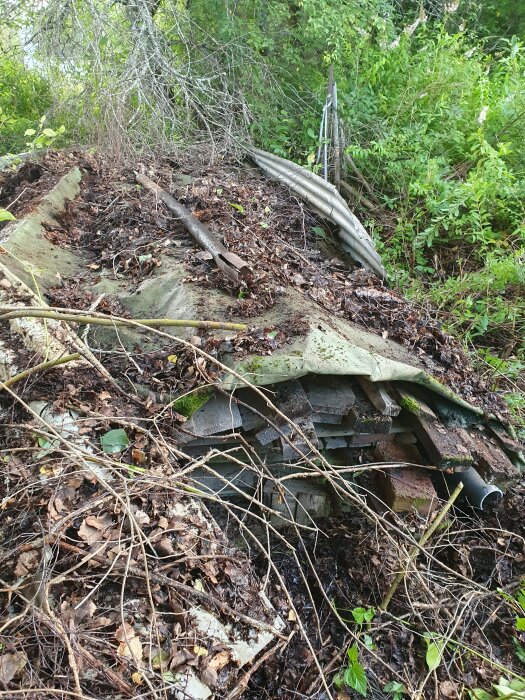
{"left": 172, "top": 387, "right": 214, "bottom": 417}
{"left": 400, "top": 395, "right": 422, "bottom": 415}
{"left": 245, "top": 356, "right": 264, "bottom": 374}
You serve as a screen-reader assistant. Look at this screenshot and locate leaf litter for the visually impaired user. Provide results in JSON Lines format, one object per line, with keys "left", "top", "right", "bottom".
{"left": 0, "top": 149, "right": 523, "bottom": 700}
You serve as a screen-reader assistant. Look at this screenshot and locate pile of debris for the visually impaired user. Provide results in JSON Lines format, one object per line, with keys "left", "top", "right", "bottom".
{"left": 0, "top": 149, "right": 524, "bottom": 699}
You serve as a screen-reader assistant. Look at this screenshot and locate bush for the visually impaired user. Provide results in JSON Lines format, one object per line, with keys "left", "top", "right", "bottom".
{"left": 0, "top": 57, "right": 53, "bottom": 153}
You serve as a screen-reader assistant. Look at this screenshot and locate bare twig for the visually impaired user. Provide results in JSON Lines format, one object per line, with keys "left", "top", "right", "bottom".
{"left": 136, "top": 172, "right": 252, "bottom": 283}
{"left": 0, "top": 353, "right": 80, "bottom": 389}
{"left": 380, "top": 482, "right": 464, "bottom": 611}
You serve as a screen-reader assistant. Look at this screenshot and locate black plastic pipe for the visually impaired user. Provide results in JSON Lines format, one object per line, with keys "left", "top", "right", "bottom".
{"left": 444, "top": 467, "right": 502, "bottom": 510}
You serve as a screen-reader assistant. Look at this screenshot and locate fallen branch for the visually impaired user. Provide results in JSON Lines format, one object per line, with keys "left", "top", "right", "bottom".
{"left": 379, "top": 481, "right": 464, "bottom": 611}
{"left": 0, "top": 307, "right": 247, "bottom": 332}
{"left": 78, "top": 645, "right": 134, "bottom": 697}
{"left": 1, "top": 353, "right": 80, "bottom": 389}
{"left": 136, "top": 172, "right": 252, "bottom": 284}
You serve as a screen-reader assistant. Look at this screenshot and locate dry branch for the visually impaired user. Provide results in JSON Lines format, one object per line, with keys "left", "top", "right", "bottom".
{"left": 58, "top": 541, "right": 285, "bottom": 639}
{"left": 380, "top": 481, "right": 464, "bottom": 611}
{"left": 0, "top": 307, "right": 247, "bottom": 332}
{"left": 136, "top": 172, "right": 253, "bottom": 283}
{"left": 0, "top": 353, "right": 80, "bottom": 390}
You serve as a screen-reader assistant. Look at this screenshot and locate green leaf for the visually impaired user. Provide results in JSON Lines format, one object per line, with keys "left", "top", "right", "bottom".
{"left": 517, "top": 617, "right": 525, "bottom": 631}
{"left": 467, "top": 690, "right": 493, "bottom": 700}
{"left": 384, "top": 680, "right": 407, "bottom": 695}
{"left": 42, "top": 128, "right": 56, "bottom": 138}
{"left": 364, "top": 607, "right": 375, "bottom": 622}
{"left": 333, "top": 672, "right": 344, "bottom": 690}
{"left": 307, "top": 127, "right": 316, "bottom": 139}
{"left": 352, "top": 607, "right": 366, "bottom": 624}
{"left": 514, "top": 639, "right": 525, "bottom": 665}
{"left": 228, "top": 202, "right": 245, "bottom": 213}
{"left": 343, "top": 662, "right": 367, "bottom": 697}
{"left": 0, "top": 208, "right": 16, "bottom": 222}
{"left": 425, "top": 641, "right": 443, "bottom": 671}
{"left": 311, "top": 225, "right": 326, "bottom": 239}
{"left": 363, "top": 634, "right": 375, "bottom": 650}
{"left": 347, "top": 644, "right": 359, "bottom": 664}
{"left": 100, "top": 428, "right": 129, "bottom": 454}
{"left": 24, "top": 128, "right": 36, "bottom": 137}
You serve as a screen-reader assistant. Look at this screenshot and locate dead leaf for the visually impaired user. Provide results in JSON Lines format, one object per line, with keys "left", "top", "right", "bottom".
{"left": 208, "top": 650, "right": 230, "bottom": 671}
{"left": 115, "top": 622, "right": 135, "bottom": 642}
{"left": 440, "top": 680, "right": 458, "bottom": 698}
{"left": 170, "top": 649, "right": 194, "bottom": 670}
{"left": 157, "top": 537, "right": 175, "bottom": 556}
{"left": 201, "top": 666, "right": 218, "bottom": 688}
{"left": 118, "top": 636, "right": 143, "bottom": 662}
{"left": 131, "top": 671, "right": 143, "bottom": 685}
{"left": 287, "top": 609, "right": 297, "bottom": 622}
{"left": 134, "top": 509, "right": 150, "bottom": 526}
{"left": 14, "top": 550, "right": 39, "bottom": 578}
{"left": 85, "top": 513, "right": 113, "bottom": 532}
{"left": 78, "top": 520, "right": 101, "bottom": 544}
{"left": 132, "top": 448, "right": 146, "bottom": 464}
{"left": 0, "top": 652, "right": 27, "bottom": 684}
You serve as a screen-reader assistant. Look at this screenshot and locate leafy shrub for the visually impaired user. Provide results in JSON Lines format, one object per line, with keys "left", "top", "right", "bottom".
{"left": 0, "top": 57, "right": 53, "bottom": 153}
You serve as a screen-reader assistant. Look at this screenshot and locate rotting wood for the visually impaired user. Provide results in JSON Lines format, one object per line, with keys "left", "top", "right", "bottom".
{"left": 136, "top": 172, "right": 253, "bottom": 284}
{"left": 399, "top": 392, "right": 473, "bottom": 470}
{"left": 348, "top": 383, "right": 392, "bottom": 434}
{"left": 457, "top": 427, "right": 519, "bottom": 485}
{"left": 356, "top": 377, "right": 400, "bottom": 417}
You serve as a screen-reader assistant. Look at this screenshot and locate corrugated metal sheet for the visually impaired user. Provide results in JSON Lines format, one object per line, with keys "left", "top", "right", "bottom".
{"left": 251, "top": 148, "right": 386, "bottom": 279}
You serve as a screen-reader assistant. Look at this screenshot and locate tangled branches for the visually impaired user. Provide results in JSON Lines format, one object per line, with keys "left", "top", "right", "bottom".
{"left": 1, "top": 308, "right": 525, "bottom": 699}
{"left": 31, "top": 0, "right": 260, "bottom": 156}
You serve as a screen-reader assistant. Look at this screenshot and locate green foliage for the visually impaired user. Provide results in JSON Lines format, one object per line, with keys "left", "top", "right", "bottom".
{"left": 0, "top": 56, "right": 53, "bottom": 153}
{"left": 171, "top": 388, "right": 213, "bottom": 418}
{"left": 345, "top": 31, "right": 525, "bottom": 271}
{"left": 333, "top": 644, "right": 368, "bottom": 697}
{"left": 333, "top": 607, "right": 375, "bottom": 695}
{"left": 0, "top": 209, "right": 16, "bottom": 222}
{"left": 468, "top": 677, "right": 525, "bottom": 700}
{"left": 384, "top": 680, "right": 408, "bottom": 699}
{"left": 423, "top": 632, "right": 445, "bottom": 672}
{"left": 100, "top": 428, "right": 130, "bottom": 454}
{"left": 351, "top": 607, "right": 375, "bottom": 625}
{"left": 24, "top": 116, "right": 66, "bottom": 151}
